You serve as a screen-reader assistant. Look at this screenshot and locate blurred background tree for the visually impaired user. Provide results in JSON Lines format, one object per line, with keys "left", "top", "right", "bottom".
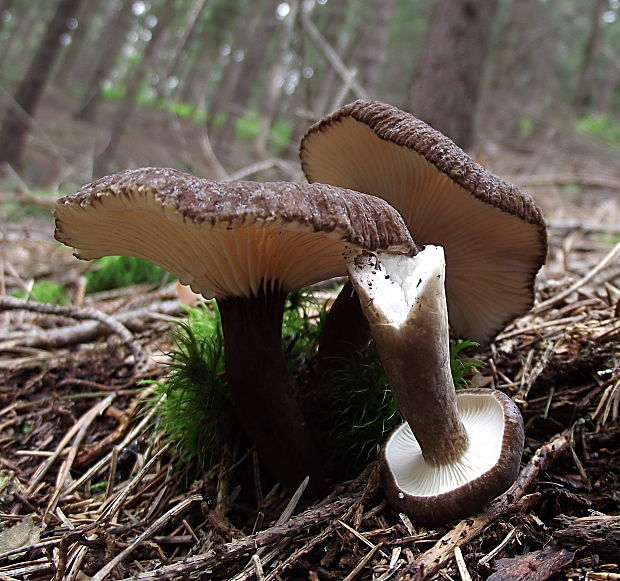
{"left": 0, "top": 0, "right": 618, "bottom": 185}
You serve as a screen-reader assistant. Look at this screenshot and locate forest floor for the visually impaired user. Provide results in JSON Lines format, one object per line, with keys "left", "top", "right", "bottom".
{"left": 0, "top": 93, "right": 619, "bottom": 580}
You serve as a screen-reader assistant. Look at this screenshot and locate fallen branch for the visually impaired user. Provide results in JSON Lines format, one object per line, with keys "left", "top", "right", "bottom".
{"left": 532, "top": 240, "right": 620, "bottom": 314}
{"left": 487, "top": 545, "right": 574, "bottom": 581}
{"left": 118, "top": 495, "right": 357, "bottom": 580}
{"left": 0, "top": 297, "right": 182, "bottom": 361}
{"left": 511, "top": 173, "right": 620, "bottom": 191}
{"left": 409, "top": 433, "right": 570, "bottom": 578}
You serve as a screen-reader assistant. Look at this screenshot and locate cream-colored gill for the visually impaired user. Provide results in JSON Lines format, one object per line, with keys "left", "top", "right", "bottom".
{"left": 385, "top": 392, "right": 506, "bottom": 497}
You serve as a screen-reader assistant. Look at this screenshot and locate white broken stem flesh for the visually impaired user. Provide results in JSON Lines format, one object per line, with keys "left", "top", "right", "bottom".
{"left": 348, "top": 245, "right": 469, "bottom": 466}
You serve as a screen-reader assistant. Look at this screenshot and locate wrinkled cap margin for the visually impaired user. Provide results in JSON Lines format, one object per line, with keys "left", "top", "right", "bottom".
{"left": 54, "top": 167, "right": 415, "bottom": 299}
{"left": 380, "top": 388, "right": 524, "bottom": 527}
{"left": 300, "top": 100, "right": 548, "bottom": 342}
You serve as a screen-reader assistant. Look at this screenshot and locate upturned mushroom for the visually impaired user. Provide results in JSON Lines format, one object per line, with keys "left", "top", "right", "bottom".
{"left": 53, "top": 166, "right": 415, "bottom": 489}
{"left": 347, "top": 246, "right": 524, "bottom": 526}
{"left": 300, "top": 100, "right": 547, "bottom": 367}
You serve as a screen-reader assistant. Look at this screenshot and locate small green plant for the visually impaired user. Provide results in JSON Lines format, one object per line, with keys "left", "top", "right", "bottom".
{"left": 269, "top": 120, "right": 294, "bottom": 152}
{"left": 149, "top": 302, "right": 233, "bottom": 474}
{"left": 576, "top": 114, "right": 620, "bottom": 148}
{"left": 234, "top": 112, "right": 262, "bottom": 140}
{"left": 450, "top": 340, "right": 485, "bottom": 389}
{"left": 13, "top": 280, "right": 69, "bottom": 305}
{"left": 86, "top": 255, "right": 172, "bottom": 293}
{"left": 518, "top": 118, "right": 535, "bottom": 139}
{"left": 598, "top": 232, "right": 620, "bottom": 247}
{"left": 101, "top": 85, "right": 126, "bottom": 102}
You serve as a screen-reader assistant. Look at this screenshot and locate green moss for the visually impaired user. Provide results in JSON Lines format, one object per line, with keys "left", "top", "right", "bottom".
{"left": 149, "top": 294, "right": 484, "bottom": 479}
{"left": 148, "top": 302, "right": 233, "bottom": 474}
{"left": 85, "top": 256, "right": 173, "bottom": 293}
{"left": 13, "top": 280, "right": 70, "bottom": 305}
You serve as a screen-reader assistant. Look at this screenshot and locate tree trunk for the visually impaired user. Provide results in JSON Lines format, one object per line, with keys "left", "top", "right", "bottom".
{"left": 215, "top": 0, "right": 281, "bottom": 149}
{"left": 573, "top": 0, "right": 608, "bottom": 116}
{"left": 154, "top": 0, "right": 209, "bottom": 100}
{"left": 93, "top": 0, "right": 177, "bottom": 177}
{"left": 408, "top": 0, "right": 498, "bottom": 150}
{"left": 312, "top": 0, "right": 363, "bottom": 117}
{"left": 53, "top": 0, "right": 104, "bottom": 86}
{"left": 74, "top": 0, "right": 135, "bottom": 123}
{"left": 0, "top": 0, "right": 86, "bottom": 170}
{"left": 254, "top": 1, "right": 299, "bottom": 154}
{"left": 358, "top": 0, "right": 397, "bottom": 99}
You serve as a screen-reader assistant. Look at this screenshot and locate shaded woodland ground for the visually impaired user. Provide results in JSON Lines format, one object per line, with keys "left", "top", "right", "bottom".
{"left": 0, "top": 86, "right": 619, "bottom": 580}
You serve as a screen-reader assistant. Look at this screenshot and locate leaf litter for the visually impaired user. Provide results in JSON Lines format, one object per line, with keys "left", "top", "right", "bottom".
{"left": 0, "top": 217, "right": 619, "bottom": 580}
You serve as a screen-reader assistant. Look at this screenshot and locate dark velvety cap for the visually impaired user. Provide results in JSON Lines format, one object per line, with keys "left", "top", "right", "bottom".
{"left": 380, "top": 388, "right": 524, "bottom": 527}
{"left": 300, "top": 100, "right": 547, "bottom": 342}
{"left": 54, "top": 167, "right": 415, "bottom": 298}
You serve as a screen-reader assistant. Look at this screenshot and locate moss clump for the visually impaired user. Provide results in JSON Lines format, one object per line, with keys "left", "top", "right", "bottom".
{"left": 150, "top": 294, "right": 484, "bottom": 480}
{"left": 149, "top": 303, "right": 233, "bottom": 474}
{"left": 86, "top": 256, "right": 172, "bottom": 293}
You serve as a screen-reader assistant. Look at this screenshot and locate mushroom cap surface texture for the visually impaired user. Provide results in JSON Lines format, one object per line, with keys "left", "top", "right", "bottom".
{"left": 54, "top": 167, "right": 415, "bottom": 298}
{"left": 300, "top": 100, "right": 548, "bottom": 342}
{"left": 381, "top": 388, "right": 524, "bottom": 527}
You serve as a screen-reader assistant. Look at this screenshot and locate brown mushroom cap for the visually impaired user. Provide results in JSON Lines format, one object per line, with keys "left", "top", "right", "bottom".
{"left": 300, "top": 100, "right": 547, "bottom": 342}
{"left": 54, "top": 167, "right": 415, "bottom": 297}
{"left": 381, "top": 388, "right": 524, "bottom": 527}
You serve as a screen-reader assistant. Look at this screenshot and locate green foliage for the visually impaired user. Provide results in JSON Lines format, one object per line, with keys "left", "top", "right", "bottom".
{"left": 599, "top": 232, "right": 620, "bottom": 247}
{"left": 576, "top": 114, "right": 620, "bottom": 148}
{"left": 518, "top": 118, "right": 535, "bottom": 139}
{"left": 165, "top": 100, "right": 206, "bottom": 122}
{"left": 234, "top": 112, "right": 261, "bottom": 140}
{"left": 85, "top": 256, "right": 172, "bottom": 293}
{"left": 308, "top": 344, "right": 402, "bottom": 480}
{"left": 269, "top": 120, "right": 294, "bottom": 152}
{"left": 149, "top": 302, "right": 233, "bottom": 473}
{"left": 100, "top": 86, "right": 126, "bottom": 102}
{"left": 149, "top": 293, "right": 485, "bottom": 479}
{"left": 13, "top": 280, "right": 69, "bottom": 305}
{"left": 450, "top": 340, "right": 485, "bottom": 389}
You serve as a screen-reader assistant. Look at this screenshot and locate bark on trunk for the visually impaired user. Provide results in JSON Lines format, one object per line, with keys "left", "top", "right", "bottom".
{"left": 74, "top": 0, "right": 135, "bottom": 123}
{"left": 408, "top": 0, "right": 498, "bottom": 150}
{"left": 0, "top": 0, "right": 86, "bottom": 169}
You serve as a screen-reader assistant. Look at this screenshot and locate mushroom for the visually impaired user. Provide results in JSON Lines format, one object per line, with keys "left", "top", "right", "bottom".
{"left": 300, "top": 100, "right": 547, "bottom": 367}
{"left": 53, "top": 166, "right": 415, "bottom": 489}
{"left": 347, "top": 246, "right": 524, "bottom": 526}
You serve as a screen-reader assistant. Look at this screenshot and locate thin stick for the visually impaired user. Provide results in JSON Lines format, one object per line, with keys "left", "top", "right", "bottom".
{"left": 0, "top": 297, "right": 148, "bottom": 373}
{"left": 532, "top": 240, "right": 620, "bottom": 314}
{"left": 454, "top": 546, "right": 472, "bottom": 581}
{"left": 343, "top": 542, "right": 384, "bottom": 581}
{"left": 410, "top": 433, "right": 570, "bottom": 577}
{"left": 26, "top": 394, "right": 115, "bottom": 495}
{"left": 90, "top": 495, "right": 201, "bottom": 581}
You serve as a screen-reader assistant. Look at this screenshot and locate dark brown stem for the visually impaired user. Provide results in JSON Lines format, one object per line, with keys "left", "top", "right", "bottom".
{"left": 218, "top": 289, "right": 323, "bottom": 491}
{"left": 349, "top": 249, "right": 469, "bottom": 466}
{"left": 314, "top": 281, "right": 371, "bottom": 377}
{"left": 372, "top": 313, "right": 468, "bottom": 465}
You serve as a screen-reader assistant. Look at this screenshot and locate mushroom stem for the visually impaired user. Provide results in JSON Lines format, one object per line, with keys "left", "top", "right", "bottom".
{"left": 217, "top": 287, "right": 322, "bottom": 490}
{"left": 314, "top": 281, "right": 371, "bottom": 376}
{"left": 348, "top": 246, "right": 469, "bottom": 466}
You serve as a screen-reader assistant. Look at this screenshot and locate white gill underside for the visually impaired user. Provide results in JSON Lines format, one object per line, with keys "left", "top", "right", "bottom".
{"left": 347, "top": 245, "right": 447, "bottom": 329}
{"left": 386, "top": 392, "right": 505, "bottom": 497}
{"left": 58, "top": 201, "right": 350, "bottom": 298}
{"left": 304, "top": 118, "right": 542, "bottom": 340}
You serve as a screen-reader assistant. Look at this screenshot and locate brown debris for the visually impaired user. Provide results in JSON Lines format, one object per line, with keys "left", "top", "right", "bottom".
{"left": 0, "top": 210, "right": 619, "bottom": 579}
{"left": 488, "top": 545, "right": 575, "bottom": 581}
